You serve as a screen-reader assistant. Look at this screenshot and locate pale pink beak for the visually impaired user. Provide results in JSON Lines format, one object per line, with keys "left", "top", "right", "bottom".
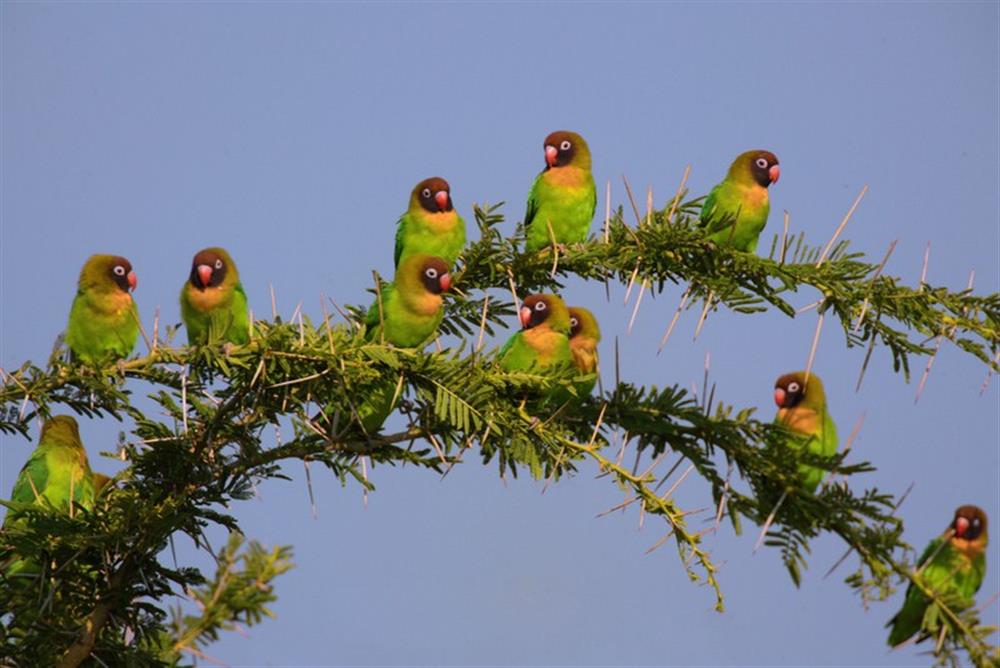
{"left": 545, "top": 145, "right": 558, "bottom": 167}
{"left": 127, "top": 271, "right": 138, "bottom": 292}
{"left": 519, "top": 306, "right": 532, "bottom": 329}
{"left": 774, "top": 388, "right": 786, "bottom": 407}
{"left": 769, "top": 165, "right": 781, "bottom": 184}
{"left": 439, "top": 272, "right": 452, "bottom": 293}
{"left": 435, "top": 190, "right": 449, "bottom": 211}
{"left": 197, "top": 264, "right": 213, "bottom": 288}
{"left": 955, "top": 516, "right": 970, "bottom": 538}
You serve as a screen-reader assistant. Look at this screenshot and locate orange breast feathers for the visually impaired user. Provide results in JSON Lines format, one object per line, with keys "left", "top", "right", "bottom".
{"left": 417, "top": 209, "right": 460, "bottom": 233}
{"left": 570, "top": 339, "right": 598, "bottom": 374}
{"left": 543, "top": 166, "right": 589, "bottom": 190}
{"left": 523, "top": 327, "right": 567, "bottom": 363}
{"left": 186, "top": 285, "right": 230, "bottom": 313}
{"left": 777, "top": 406, "right": 821, "bottom": 435}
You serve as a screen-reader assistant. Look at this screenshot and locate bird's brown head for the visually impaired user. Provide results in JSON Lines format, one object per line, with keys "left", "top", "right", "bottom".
{"left": 568, "top": 306, "right": 601, "bottom": 342}
{"left": 543, "top": 131, "right": 591, "bottom": 170}
{"left": 81, "top": 254, "right": 137, "bottom": 294}
{"left": 418, "top": 256, "right": 452, "bottom": 295}
{"left": 773, "top": 371, "right": 826, "bottom": 410}
{"left": 189, "top": 248, "right": 235, "bottom": 291}
{"left": 413, "top": 177, "right": 453, "bottom": 214}
{"left": 952, "top": 505, "right": 988, "bottom": 542}
{"left": 41, "top": 415, "right": 82, "bottom": 447}
{"left": 733, "top": 150, "right": 780, "bottom": 188}
{"left": 519, "top": 294, "right": 570, "bottom": 333}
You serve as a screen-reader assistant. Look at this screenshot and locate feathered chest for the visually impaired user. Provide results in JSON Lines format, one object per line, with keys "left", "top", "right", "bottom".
{"left": 186, "top": 285, "right": 232, "bottom": 313}
{"left": 542, "top": 166, "right": 590, "bottom": 191}
{"left": 570, "top": 340, "right": 598, "bottom": 373}
{"left": 777, "top": 406, "right": 821, "bottom": 436}
{"left": 523, "top": 327, "right": 568, "bottom": 364}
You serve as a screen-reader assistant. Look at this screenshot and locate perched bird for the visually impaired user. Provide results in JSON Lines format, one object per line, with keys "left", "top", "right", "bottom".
{"left": 394, "top": 177, "right": 466, "bottom": 269}
{"left": 523, "top": 131, "right": 597, "bottom": 252}
{"left": 356, "top": 254, "right": 452, "bottom": 433}
{"left": 180, "top": 247, "right": 250, "bottom": 346}
{"left": 700, "top": 150, "right": 780, "bottom": 252}
{"left": 2, "top": 416, "right": 97, "bottom": 578}
{"left": 887, "top": 505, "right": 989, "bottom": 647}
{"left": 568, "top": 306, "right": 601, "bottom": 397}
{"left": 773, "top": 371, "right": 838, "bottom": 493}
{"left": 500, "top": 294, "right": 574, "bottom": 405}
{"left": 366, "top": 254, "right": 452, "bottom": 349}
{"left": 65, "top": 254, "right": 139, "bottom": 363}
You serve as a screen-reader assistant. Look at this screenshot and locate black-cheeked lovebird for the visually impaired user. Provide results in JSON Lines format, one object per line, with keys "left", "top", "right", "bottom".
{"left": 700, "top": 150, "right": 780, "bottom": 253}
{"left": 887, "top": 505, "right": 988, "bottom": 647}
{"left": 3, "top": 416, "right": 98, "bottom": 576}
{"left": 65, "top": 254, "right": 139, "bottom": 364}
{"left": 355, "top": 254, "right": 452, "bottom": 434}
{"left": 568, "top": 306, "right": 601, "bottom": 398}
{"left": 773, "top": 371, "right": 838, "bottom": 493}
{"left": 180, "top": 247, "right": 250, "bottom": 346}
{"left": 523, "top": 131, "right": 597, "bottom": 252}
{"left": 394, "top": 177, "right": 466, "bottom": 269}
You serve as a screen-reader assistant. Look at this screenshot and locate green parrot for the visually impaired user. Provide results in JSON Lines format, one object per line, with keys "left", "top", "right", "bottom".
{"left": 65, "top": 254, "right": 140, "bottom": 364}
{"left": 499, "top": 294, "right": 574, "bottom": 405}
{"left": 180, "top": 247, "right": 250, "bottom": 346}
{"left": 887, "top": 505, "right": 989, "bottom": 647}
{"left": 568, "top": 306, "right": 601, "bottom": 398}
{"left": 394, "top": 177, "right": 466, "bottom": 269}
{"left": 772, "top": 371, "right": 838, "bottom": 493}
{"left": 356, "top": 254, "right": 452, "bottom": 434}
{"left": 4, "top": 416, "right": 96, "bottom": 518}
{"left": 3, "top": 416, "right": 97, "bottom": 577}
{"left": 523, "top": 131, "right": 597, "bottom": 252}
{"left": 700, "top": 150, "right": 780, "bottom": 252}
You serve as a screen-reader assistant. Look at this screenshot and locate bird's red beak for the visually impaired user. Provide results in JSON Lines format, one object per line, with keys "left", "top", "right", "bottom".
{"left": 769, "top": 165, "right": 781, "bottom": 184}
{"left": 127, "top": 271, "right": 138, "bottom": 292}
{"left": 435, "top": 190, "right": 449, "bottom": 211}
{"left": 197, "top": 264, "right": 213, "bottom": 288}
{"left": 439, "top": 272, "right": 452, "bottom": 293}
{"left": 774, "top": 388, "right": 786, "bottom": 407}
{"left": 545, "top": 145, "right": 558, "bottom": 167}
{"left": 519, "top": 306, "right": 532, "bottom": 329}
{"left": 955, "top": 516, "right": 970, "bottom": 538}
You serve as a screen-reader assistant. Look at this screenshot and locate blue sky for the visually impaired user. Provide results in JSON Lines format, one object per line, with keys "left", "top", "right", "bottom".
{"left": 2, "top": 2, "right": 997, "bottom": 665}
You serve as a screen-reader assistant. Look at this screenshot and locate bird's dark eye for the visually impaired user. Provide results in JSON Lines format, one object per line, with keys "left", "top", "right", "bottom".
{"left": 787, "top": 381, "right": 801, "bottom": 393}
{"left": 755, "top": 157, "right": 769, "bottom": 169}
{"left": 570, "top": 317, "right": 578, "bottom": 328}
{"left": 535, "top": 301, "right": 547, "bottom": 311}
{"left": 560, "top": 140, "right": 572, "bottom": 151}
{"left": 214, "top": 259, "right": 223, "bottom": 269}
{"left": 972, "top": 518, "right": 982, "bottom": 530}
{"left": 425, "top": 268, "right": 438, "bottom": 279}
{"left": 113, "top": 265, "right": 126, "bottom": 276}
{"left": 421, "top": 188, "right": 432, "bottom": 199}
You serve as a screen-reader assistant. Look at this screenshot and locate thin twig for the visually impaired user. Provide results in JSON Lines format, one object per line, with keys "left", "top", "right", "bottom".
{"left": 754, "top": 490, "right": 788, "bottom": 553}
{"left": 816, "top": 185, "right": 868, "bottom": 267}
{"left": 657, "top": 286, "right": 692, "bottom": 354}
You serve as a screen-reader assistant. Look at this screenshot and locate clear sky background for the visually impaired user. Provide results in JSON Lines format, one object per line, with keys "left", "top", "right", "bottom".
{"left": 2, "top": 2, "right": 998, "bottom": 666}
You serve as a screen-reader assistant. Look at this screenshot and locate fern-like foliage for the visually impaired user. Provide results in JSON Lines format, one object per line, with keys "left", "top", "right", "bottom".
{"left": 1, "top": 199, "right": 997, "bottom": 666}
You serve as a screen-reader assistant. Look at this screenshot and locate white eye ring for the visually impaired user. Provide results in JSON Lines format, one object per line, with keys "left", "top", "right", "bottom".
{"left": 425, "top": 268, "right": 438, "bottom": 279}
{"left": 560, "top": 140, "right": 572, "bottom": 151}
{"left": 534, "top": 301, "right": 547, "bottom": 311}
{"left": 421, "top": 188, "right": 432, "bottom": 199}
{"left": 755, "top": 157, "right": 769, "bottom": 169}
{"left": 787, "top": 381, "right": 801, "bottom": 393}
{"left": 214, "top": 259, "right": 223, "bottom": 269}
{"left": 570, "top": 317, "right": 578, "bottom": 328}
{"left": 113, "top": 265, "right": 126, "bottom": 276}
